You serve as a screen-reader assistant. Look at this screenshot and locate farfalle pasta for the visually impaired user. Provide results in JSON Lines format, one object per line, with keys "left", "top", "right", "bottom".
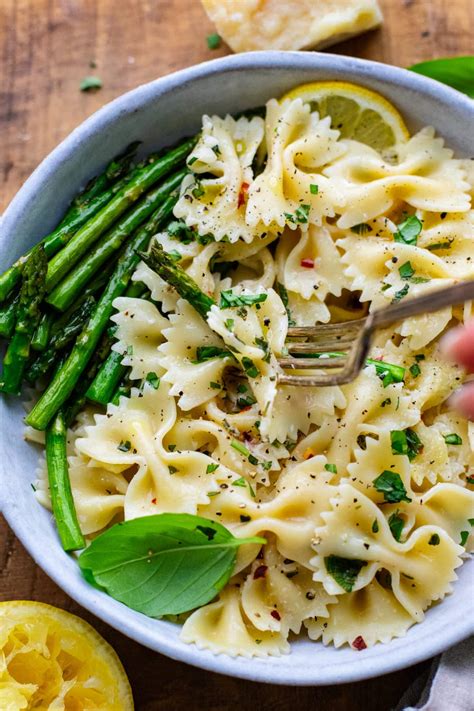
{"left": 32, "top": 83, "right": 474, "bottom": 658}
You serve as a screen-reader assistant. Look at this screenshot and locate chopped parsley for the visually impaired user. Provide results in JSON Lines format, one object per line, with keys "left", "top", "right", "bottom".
{"left": 117, "top": 440, "right": 131, "bottom": 452}
{"left": 209, "top": 381, "right": 222, "bottom": 389}
{"left": 388, "top": 511, "right": 404, "bottom": 541}
{"left": 372, "top": 519, "right": 379, "bottom": 533}
{"left": 443, "top": 433, "right": 463, "bottom": 445}
{"left": 275, "top": 282, "right": 296, "bottom": 326}
{"left": 324, "top": 463, "right": 338, "bottom": 474}
{"left": 167, "top": 220, "right": 196, "bottom": 244}
{"left": 398, "top": 261, "right": 415, "bottom": 280}
{"left": 220, "top": 290, "right": 268, "bottom": 308}
{"left": 168, "top": 465, "right": 178, "bottom": 475}
{"left": 193, "top": 345, "right": 232, "bottom": 363}
{"left": 224, "top": 318, "right": 235, "bottom": 331}
{"left": 285, "top": 204, "right": 310, "bottom": 224}
{"left": 207, "top": 33, "right": 221, "bottom": 49}
{"left": 206, "top": 463, "right": 219, "bottom": 474}
{"left": 409, "top": 362, "right": 421, "bottom": 378}
{"left": 428, "top": 533, "right": 440, "bottom": 546}
{"left": 460, "top": 530, "right": 469, "bottom": 546}
{"left": 232, "top": 477, "right": 247, "bottom": 487}
{"left": 373, "top": 470, "right": 412, "bottom": 503}
{"left": 310, "top": 184, "right": 319, "bottom": 195}
{"left": 390, "top": 429, "right": 423, "bottom": 461}
{"left": 80, "top": 75, "right": 102, "bottom": 92}
{"left": 392, "top": 283, "right": 410, "bottom": 303}
{"left": 145, "top": 372, "right": 160, "bottom": 389}
{"left": 394, "top": 215, "right": 423, "bottom": 246}
{"left": 427, "top": 240, "right": 453, "bottom": 251}
{"left": 325, "top": 555, "right": 368, "bottom": 593}
{"left": 242, "top": 356, "right": 259, "bottom": 378}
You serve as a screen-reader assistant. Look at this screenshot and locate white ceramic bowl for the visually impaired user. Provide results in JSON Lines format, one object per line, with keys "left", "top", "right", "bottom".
{"left": 1, "top": 51, "right": 473, "bottom": 686}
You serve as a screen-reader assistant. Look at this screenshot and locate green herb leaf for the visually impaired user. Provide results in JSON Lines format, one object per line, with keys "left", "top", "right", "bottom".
{"left": 428, "top": 533, "right": 440, "bottom": 546}
{"left": 373, "top": 470, "right": 412, "bottom": 503}
{"left": 460, "top": 530, "right": 469, "bottom": 546}
{"left": 167, "top": 221, "right": 196, "bottom": 244}
{"left": 117, "top": 440, "right": 131, "bottom": 452}
{"left": 392, "top": 283, "right": 410, "bottom": 303}
{"left": 220, "top": 290, "right": 268, "bottom": 308}
{"left": 394, "top": 215, "right": 423, "bottom": 246}
{"left": 310, "top": 184, "right": 319, "bottom": 195}
{"left": 145, "top": 372, "right": 160, "bottom": 389}
{"left": 80, "top": 75, "right": 103, "bottom": 92}
{"left": 443, "top": 433, "right": 463, "bottom": 445}
{"left": 409, "top": 57, "right": 474, "bottom": 99}
{"left": 325, "top": 555, "right": 368, "bottom": 593}
{"left": 232, "top": 477, "right": 247, "bottom": 487}
{"left": 209, "top": 381, "right": 222, "bottom": 389}
{"left": 275, "top": 282, "right": 296, "bottom": 327}
{"left": 324, "top": 463, "right": 338, "bottom": 474}
{"left": 390, "top": 430, "right": 408, "bottom": 456}
{"left": 242, "top": 356, "right": 259, "bottom": 378}
{"left": 231, "top": 439, "right": 250, "bottom": 457}
{"left": 193, "top": 345, "right": 232, "bottom": 363}
{"left": 388, "top": 511, "right": 404, "bottom": 541}
{"left": 372, "top": 519, "right": 379, "bottom": 533}
{"left": 398, "top": 261, "right": 415, "bottom": 280}
{"left": 224, "top": 318, "right": 234, "bottom": 331}
{"left": 409, "top": 363, "right": 421, "bottom": 378}
{"left": 366, "top": 358, "right": 405, "bottom": 387}
{"left": 405, "top": 428, "right": 424, "bottom": 461}
{"left": 207, "top": 33, "right": 221, "bottom": 50}
{"left": 168, "top": 250, "right": 182, "bottom": 262}
{"left": 426, "top": 240, "right": 453, "bottom": 251}
{"left": 206, "top": 463, "right": 219, "bottom": 474}
{"left": 78, "top": 514, "right": 265, "bottom": 616}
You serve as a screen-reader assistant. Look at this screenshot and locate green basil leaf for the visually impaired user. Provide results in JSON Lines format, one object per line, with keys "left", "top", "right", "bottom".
{"left": 394, "top": 215, "right": 422, "bottom": 245}
{"left": 409, "top": 57, "right": 474, "bottom": 99}
{"left": 193, "top": 345, "right": 232, "bottom": 363}
{"left": 78, "top": 514, "right": 265, "bottom": 617}
{"left": 219, "top": 290, "right": 268, "bottom": 308}
{"left": 373, "top": 470, "right": 412, "bottom": 503}
{"left": 80, "top": 75, "right": 103, "bottom": 92}
{"left": 388, "top": 511, "right": 404, "bottom": 541}
{"left": 325, "top": 555, "right": 367, "bottom": 593}
{"left": 443, "top": 433, "right": 463, "bottom": 445}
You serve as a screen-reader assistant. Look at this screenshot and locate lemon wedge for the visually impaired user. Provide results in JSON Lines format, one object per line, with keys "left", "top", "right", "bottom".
{"left": 282, "top": 81, "right": 410, "bottom": 152}
{"left": 0, "top": 600, "right": 134, "bottom": 710}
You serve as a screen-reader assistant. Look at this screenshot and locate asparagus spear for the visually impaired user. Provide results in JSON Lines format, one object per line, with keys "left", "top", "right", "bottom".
{"left": 26, "top": 193, "right": 178, "bottom": 430}
{"left": 47, "top": 169, "right": 187, "bottom": 311}
{"left": 45, "top": 411, "right": 85, "bottom": 551}
{"left": 71, "top": 141, "right": 140, "bottom": 207}
{"left": 139, "top": 242, "right": 215, "bottom": 320}
{"left": 31, "top": 312, "right": 54, "bottom": 352}
{"left": 0, "top": 294, "right": 19, "bottom": 339}
{"left": 45, "top": 138, "right": 196, "bottom": 292}
{"left": 85, "top": 282, "right": 148, "bottom": 405}
{"left": 1, "top": 245, "right": 48, "bottom": 394}
{"left": 0, "top": 146, "right": 141, "bottom": 303}
{"left": 26, "top": 297, "right": 96, "bottom": 384}
{"left": 140, "top": 246, "right": 407, "bottom": 385}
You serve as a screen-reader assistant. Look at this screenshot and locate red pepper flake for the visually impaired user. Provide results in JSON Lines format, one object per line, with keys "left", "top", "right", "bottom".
{"left": 300, "top": 258, "right": 314, "bottom": 269}
{"left": 240, "top": 405, "right": 252, "bottom": 412}
{"left": 270, "top": 610, "right": 281, "bottom": 621}
{"left": 151, "top": 498, "right": 157, "bottom": 504}
{"left": 238, "top": 182, "right": 249, "bottom": 208}
{"left": 352, "top": 636, "right": 367, "bottom": 650}
{"left": 253, "top": 565, "right": 268, "bottom": 580}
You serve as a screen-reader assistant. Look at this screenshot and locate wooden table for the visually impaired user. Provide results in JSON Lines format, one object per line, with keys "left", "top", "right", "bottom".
{"left": 1, "top": 1, "right": 472, "bottom": 708}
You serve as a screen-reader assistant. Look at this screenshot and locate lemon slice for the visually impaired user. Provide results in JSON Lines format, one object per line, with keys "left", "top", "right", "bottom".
{"left": 282, "top": 81, "right": 410, "bottom": 152}
{"left": 0, "top": 601, "right": 134, "bottom": 710}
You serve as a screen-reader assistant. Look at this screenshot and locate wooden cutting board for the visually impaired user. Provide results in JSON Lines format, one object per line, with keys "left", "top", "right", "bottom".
{"left": 1, "top": 1, "right": 472, "bottom": 708}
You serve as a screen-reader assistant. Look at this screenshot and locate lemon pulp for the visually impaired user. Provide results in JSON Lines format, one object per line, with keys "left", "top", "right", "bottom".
{"left": 0, "top": 600, "right": 134, "bottom": 710}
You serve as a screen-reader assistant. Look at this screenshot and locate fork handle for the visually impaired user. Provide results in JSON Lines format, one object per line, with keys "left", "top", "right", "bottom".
{"left": 371, "top": 280, "right": 474, "bottom": 330}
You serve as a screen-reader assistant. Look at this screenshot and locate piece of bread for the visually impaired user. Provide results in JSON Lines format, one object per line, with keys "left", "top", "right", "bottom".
{"left": 202, "top": 0, "right": 383, "bottom": 53}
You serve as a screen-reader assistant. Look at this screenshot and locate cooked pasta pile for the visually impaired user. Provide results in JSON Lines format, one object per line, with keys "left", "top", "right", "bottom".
{"left": 35, "top": 89, "right": 474, "bottom": 656}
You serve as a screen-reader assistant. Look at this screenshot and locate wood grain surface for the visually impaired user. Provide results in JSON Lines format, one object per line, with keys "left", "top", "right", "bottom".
{"left": 1, "top": 1, "right": 472, "bottom": 709}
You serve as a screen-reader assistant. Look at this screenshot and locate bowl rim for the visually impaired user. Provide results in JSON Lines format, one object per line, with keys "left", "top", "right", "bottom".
{"left": 1, "top": 50, "right": 473, "bottom": 686}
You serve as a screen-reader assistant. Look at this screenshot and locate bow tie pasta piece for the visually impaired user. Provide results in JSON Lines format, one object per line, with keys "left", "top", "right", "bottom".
{"left": 174, "top": 114, "right": 265, "bottom": 243}
{"left": 181, "top": 583, "right": 289, "bottom": 658}
{"left": 158, "top": 299, "right": 234, "bottom": 410}
{"left": 311, "top": 484, "right": 463, "bottom": 621}
{"left": 284, "top": 290, "right": 331, "bottom": 326}
{"left": 325, "top": 127, "right": 471, "bottom": 228}
{"left": 75, "top": 384, "right": 220, "bottom": 518}
{"left": 305, "top": 578, "right": 414, "bottom": 648}
{"left": 326, "top": 367, "right": 419, "bottom": 472}
{"left": 276, "top": 223, "right": 349, "bottom": 302}
{"left": 241, "top": 541, "right": 337, "bottom": 638}
{"left": 416, "top": 211, "right": 474, "bottom": 280}
{"left": 246, "top": 98, "right": 346, "bottom": 232}
{"left": 132, "top": 261, "right": 179, "bottom": 314}
{"left": 111, "top": 297, "right": 168, "bottom": 381}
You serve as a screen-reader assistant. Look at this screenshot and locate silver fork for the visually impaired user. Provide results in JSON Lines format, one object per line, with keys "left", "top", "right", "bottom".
{"left": 278, "top": 281, "right": 474, "bottom": 386}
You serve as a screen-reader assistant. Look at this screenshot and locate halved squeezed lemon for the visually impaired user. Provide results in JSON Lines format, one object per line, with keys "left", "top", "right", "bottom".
{"left": 0, "top": 601, "right": 133, "bottom": 710}
{"left": 282, "top": 81, "right": 410, "bottom": 152}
